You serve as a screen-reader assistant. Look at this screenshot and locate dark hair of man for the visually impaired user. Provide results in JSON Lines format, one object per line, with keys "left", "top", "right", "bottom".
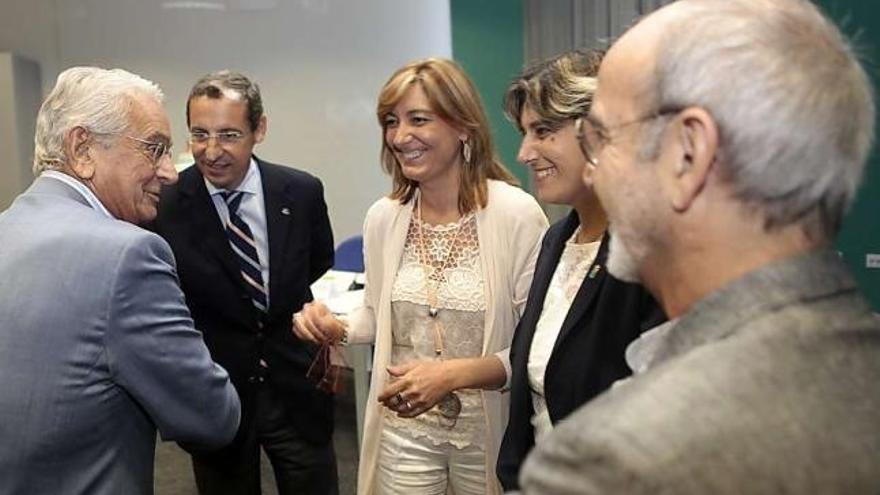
{"left": 186, "top": 70, "right": 264, "bottom": 131}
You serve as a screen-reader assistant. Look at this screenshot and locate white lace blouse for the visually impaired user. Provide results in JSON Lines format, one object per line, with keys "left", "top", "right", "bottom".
{"left": 387, "top": 213, "right": 487, "bottom": 449}
{"left": 528, "top": 229, "right": 601, "bottom": 441}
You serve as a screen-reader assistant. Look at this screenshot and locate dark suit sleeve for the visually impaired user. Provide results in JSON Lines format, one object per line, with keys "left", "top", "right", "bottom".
{"left": 104, "top": 231, "right": 241, "bottom": 448}
{"left": 497, "top": 312, "right": 537, "bottom": 491}
{"left": 308, "top": 177, "right": 334, "bottom": 284}
{"left": 498, "top": 226, "right": 557, "bottom": 491}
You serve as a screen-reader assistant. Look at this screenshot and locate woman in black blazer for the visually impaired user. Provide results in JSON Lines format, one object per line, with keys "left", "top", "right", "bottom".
{"left": 496, "top": 50, "right": 666, "bottom": 491}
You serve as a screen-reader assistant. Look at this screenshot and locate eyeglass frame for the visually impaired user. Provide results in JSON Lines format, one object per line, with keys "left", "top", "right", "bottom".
{"left": 188, "top": 129, "right": 248, "bottom": 147}
{"left": 125, "top": 135, "right": 173, "bottom": 169}
{"left": 575, "top": 107, "right": 683, "bottom": 169}
{"left": 90, "top": 131, "right": 172, "bottom": 170}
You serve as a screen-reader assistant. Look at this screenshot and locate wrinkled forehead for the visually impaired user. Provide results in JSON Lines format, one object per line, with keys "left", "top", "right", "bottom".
{"left": 129, "top": 93, "right": 171, "bottom": 138}
{"left": 593, "top": 3, "right": 684, "bottom": 123}
{"left": 593, "top": 52, "right": 654, "bottom": 125}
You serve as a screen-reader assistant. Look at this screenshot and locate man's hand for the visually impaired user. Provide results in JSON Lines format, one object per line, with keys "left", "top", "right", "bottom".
{"left": 292, "top": 301, "right": 344, "bottom": 344}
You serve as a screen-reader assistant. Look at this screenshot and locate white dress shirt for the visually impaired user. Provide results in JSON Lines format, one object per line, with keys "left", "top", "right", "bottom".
{"left": 42, "top": 171, "right": 114, "bottom": 220}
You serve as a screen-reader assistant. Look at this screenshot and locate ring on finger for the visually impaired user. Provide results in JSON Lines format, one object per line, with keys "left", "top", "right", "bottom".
{"left": 405, "top": 400, "right": 413, "bottom": 410}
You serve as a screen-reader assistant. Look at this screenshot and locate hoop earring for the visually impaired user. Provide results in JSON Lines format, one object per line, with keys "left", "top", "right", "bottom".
{"left": 462, "top": 140, "right": 472, "bottom": 165}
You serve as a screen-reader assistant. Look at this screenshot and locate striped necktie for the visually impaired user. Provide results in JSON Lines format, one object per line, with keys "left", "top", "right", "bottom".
{"left": 222, "top": 191, "right": 268, "bottom": 314}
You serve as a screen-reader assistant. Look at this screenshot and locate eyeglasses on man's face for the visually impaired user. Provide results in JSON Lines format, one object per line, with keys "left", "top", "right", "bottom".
{"left": 575, "top": 108, "right": 682, "bottom": 168}
{"left": 125, "top": 136, "right": 172, "bottom": 169}
{"left": 189, "top": 130, "right": 247, "bottom": 146}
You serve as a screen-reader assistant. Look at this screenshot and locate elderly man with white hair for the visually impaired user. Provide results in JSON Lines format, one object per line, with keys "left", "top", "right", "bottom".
{"left": 519, "top": 0, "right": 880, "bottom": 493}
{"left": 0, "top": 67, "right": 241, "bottom": 495}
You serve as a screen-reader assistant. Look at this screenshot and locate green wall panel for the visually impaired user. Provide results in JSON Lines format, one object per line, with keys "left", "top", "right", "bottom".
{"left": 449, "top": 1, "right": 878, "bottom": 309}
{"left": 450, "top": 0, "right": 528, "bottom": 186}
{"left": 815, "top": 0, "right": 880, "bottom": 310}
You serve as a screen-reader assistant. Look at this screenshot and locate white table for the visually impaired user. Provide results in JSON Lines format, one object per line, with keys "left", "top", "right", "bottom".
{"left": 311, "top": 270, "right": 371, "bottom": 448}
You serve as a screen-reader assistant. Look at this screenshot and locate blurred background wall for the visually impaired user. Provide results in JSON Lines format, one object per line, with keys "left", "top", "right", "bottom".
{"left": 1, "top": 0, "right": 876, "bottom": 308}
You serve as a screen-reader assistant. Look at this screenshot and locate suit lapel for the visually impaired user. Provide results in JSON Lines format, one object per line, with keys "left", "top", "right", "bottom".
{"left": 550, "top": 230, "right": 610, "bottom": 355}
{"left": 512, "top": 212, "right": 580, "bottom": 373}
{"left": 180, "top": 168, "right": 243, "bottom": 287}
{"left": 258, "top": 159, "right": 294, "bottom": 318}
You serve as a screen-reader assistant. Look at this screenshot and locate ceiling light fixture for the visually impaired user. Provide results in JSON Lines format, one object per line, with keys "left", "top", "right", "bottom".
{"left": 160, "top": 1, "right": 227, "bottom": 11}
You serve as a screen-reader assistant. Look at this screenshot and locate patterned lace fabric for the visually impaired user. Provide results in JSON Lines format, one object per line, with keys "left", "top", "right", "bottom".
{"left": 386, "top": 214, "right": 488, "bottom": 449}
{"left": 392, "top": 213, "right": 485, "bottom": 312}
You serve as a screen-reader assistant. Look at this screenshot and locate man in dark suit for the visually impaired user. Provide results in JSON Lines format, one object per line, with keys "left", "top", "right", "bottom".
{"left": 153, "top": 71, "right": 336, "bottom": 495}
{"left": 520, "top": 0, "right": 880, "bottom": 493}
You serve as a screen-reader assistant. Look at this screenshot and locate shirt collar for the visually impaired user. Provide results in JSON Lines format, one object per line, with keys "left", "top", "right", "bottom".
{"left": 630, "top": 248, "right": 857, "bottom": 373}
{"left": 625, "top": 318, "right": 677, "bottom": 375}
{"left": 41, "top": 170, "right": 115, "bottom": 219}
{"left": 204, "top": 157, "right": 260, "bottom": 197}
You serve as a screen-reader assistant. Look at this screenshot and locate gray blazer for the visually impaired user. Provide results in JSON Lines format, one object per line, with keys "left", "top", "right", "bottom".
{"left": 0, "top": 177, "right": 241, "bottom": 495}
{"left": 520, "top": 249, "right": 880, "bottom": 494}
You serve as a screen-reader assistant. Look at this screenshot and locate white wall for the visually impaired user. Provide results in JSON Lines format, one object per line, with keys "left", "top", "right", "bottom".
{"left": 0, "top": 0, "right": 58, "bottom": 92}
{"left": 0, "top": 53, "right": 41, "bottom": 209}
{"left": 0, "top": 0, "right": 452, "bottom": 241}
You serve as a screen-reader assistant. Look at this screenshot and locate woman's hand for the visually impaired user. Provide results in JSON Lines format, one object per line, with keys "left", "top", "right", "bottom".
{"left": 378, "top": 360, "right": 456, "bottom": 418}
{"left": 292, "top": 301, "right": 345, "bottom": 345}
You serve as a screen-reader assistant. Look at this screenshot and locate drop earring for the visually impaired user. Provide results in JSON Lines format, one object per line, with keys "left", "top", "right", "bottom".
{"left": 462, "top": 140, "right": 472, "bottom": 165}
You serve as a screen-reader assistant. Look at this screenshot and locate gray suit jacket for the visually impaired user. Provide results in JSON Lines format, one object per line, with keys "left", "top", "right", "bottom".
{"left": 520, "top": 249, "right": 880, "bottom": 494}
{"left": 0, "top": 177, "right": 241, "bottom": 495}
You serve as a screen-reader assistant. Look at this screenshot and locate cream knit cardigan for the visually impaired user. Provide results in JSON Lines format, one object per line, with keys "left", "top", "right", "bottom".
{"left": 346, "top": 180, "right": 548, "bottom": 494}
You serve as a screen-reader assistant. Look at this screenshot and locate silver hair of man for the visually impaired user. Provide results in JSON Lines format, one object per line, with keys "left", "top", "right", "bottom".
{"left": 644, "top": 0, "right": 875, "bottom": 239}
{"left": 33, "top": 67, "right": 164, "bottom": 175}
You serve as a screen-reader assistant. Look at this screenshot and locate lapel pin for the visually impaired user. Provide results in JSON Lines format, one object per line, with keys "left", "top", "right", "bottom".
{"left": 589, "top": 265, "right": 602, "bottom": 279}
{"left": 281, "top": 207, "right": 291, "bottom": 216}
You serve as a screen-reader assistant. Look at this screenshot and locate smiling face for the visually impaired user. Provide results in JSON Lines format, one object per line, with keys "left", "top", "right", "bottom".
{"left": 517, "top": 104, "right": 592, "bottom": 207}
{"left": 88, "top": 94, "right": 177, "bottom": 225}
{"left": 383, "top": 84, "right": 464, "bottom": 190}
{"left": 188, "top": 94, "right": 265, "bottom": 190}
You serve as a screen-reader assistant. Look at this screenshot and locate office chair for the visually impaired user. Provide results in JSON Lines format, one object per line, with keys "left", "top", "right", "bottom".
{"left": 333, "top": 235, "right": 364, "bottom": 273}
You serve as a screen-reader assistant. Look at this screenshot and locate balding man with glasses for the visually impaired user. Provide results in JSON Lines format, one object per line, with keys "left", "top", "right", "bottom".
{"left": 520, "top": 0, "right": 880, "bottom": 493}
{"left": 0, "top": 66, "right": 241, "bottom": 495}
{"left": 153, "top": 70, "right": 337, "bottom": 495}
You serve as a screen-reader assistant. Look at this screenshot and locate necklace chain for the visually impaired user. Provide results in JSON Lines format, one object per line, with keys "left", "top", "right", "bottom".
{"left": 415, "top": 196, "right": 466, "bottom": 357}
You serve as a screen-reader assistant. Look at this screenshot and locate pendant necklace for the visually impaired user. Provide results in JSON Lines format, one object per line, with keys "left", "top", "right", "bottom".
{"left": 416, "top": 195, "right": 464, "bottom": 425}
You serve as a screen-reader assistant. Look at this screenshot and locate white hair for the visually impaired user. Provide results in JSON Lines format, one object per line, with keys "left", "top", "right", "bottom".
{"left": 648, "top": 0, "right": 875, "bottom": 239}
{"left": 33, "top": 67, "right": 164, "bottom": 175}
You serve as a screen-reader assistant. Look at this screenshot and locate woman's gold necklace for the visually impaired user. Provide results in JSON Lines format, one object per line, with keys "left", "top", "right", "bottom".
{"left": 415, "top": 196, "right": 465, "bottom": 425}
